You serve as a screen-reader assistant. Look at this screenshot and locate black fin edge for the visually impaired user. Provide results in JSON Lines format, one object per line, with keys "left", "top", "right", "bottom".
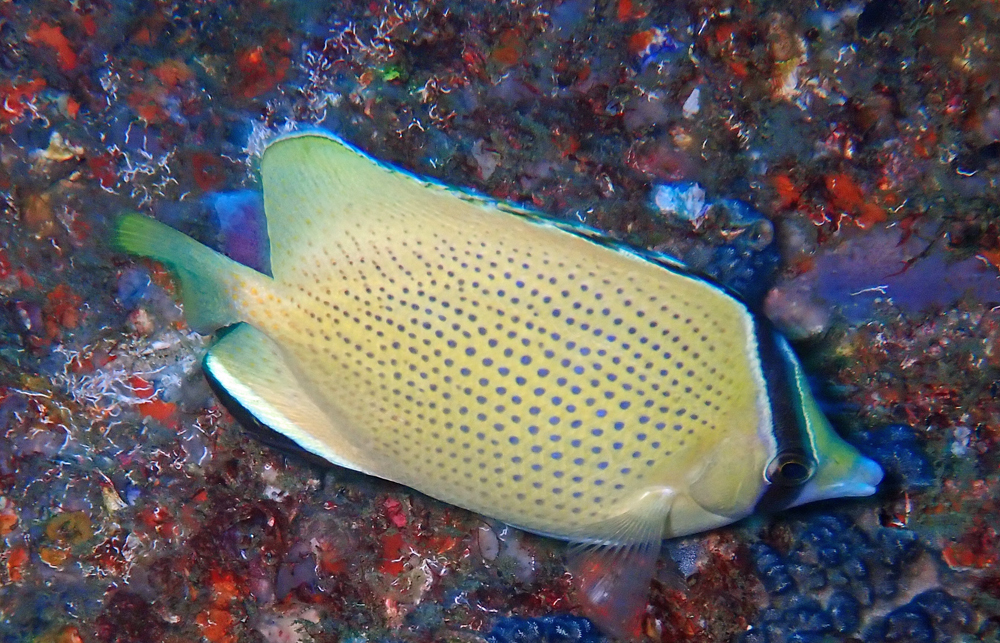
{"left": 202, "top": 348, "right": 335, "bottom": 469}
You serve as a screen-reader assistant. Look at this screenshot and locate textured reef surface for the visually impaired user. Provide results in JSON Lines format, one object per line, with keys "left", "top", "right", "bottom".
{"left": 1, "top": 0, "right": 999, "bottom": 641}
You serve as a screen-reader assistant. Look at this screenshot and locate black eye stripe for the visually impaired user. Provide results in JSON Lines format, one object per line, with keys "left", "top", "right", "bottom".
{"left": 753, "top": 318, "right": 815, "bottom": 511}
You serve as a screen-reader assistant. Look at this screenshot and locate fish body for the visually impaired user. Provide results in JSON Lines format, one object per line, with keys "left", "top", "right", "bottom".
{"left": 115, "top": 132, "right": 882, "bottom": 636}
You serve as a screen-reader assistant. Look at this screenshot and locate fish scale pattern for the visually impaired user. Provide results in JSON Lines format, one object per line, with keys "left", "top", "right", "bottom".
{"left": 250, "top": 183, "right": 769, "bottom": 537}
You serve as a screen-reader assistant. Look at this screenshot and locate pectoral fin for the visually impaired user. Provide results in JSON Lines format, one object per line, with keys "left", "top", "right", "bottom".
{"left": 565, "top": 488, "right": 673, "bottom": 641}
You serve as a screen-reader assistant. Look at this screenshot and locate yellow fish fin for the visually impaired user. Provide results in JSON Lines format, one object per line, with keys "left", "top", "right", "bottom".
{"left": 260, "top": 133, "right": 400, "bottom": 280}
{"left": 203, "top": 324, "right": 375, "bottom": 475}
{"left": 114, "top": 213, "right": 263, "bottom": 334}
{"left": 565, "top": 488, "right": 674, "bottom": 641}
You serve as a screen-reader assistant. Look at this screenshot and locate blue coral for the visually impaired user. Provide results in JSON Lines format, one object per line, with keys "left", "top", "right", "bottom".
{"left": 826, "top": 591, "right": 861, "bottom": 634}
{"left": 702, "top": 199, "right": 780, "bottom": 306}
{"left": 864, "top": 590, "right": 976, "bottom": 642}
{"left": 486, "top": 615, "right": 608, "bottom": 643}
{"left": 850, "top": 424, "right": 935, "bottom": 490}
{"left": 743, "top": 512, "right": 985, "bottom": 642}
{"left": 750, "top": 543, "right": 796, "bottom": 595}
{"left": 739, "top": 512, "right": 973, "bottom": 643}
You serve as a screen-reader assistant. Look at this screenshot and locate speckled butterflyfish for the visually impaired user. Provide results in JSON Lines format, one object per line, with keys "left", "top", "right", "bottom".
{"left": 114, "top": 132, "right": 883, "bottom": 639}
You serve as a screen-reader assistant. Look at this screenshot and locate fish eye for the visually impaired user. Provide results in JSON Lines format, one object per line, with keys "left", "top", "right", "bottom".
{"left": 765, "top": 451, "right": 815, "bottom": 487}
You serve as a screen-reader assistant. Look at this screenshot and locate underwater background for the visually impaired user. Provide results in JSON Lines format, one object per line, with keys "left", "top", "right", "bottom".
{"left": 0, "top": 0, "right": 998, "bottom": 641}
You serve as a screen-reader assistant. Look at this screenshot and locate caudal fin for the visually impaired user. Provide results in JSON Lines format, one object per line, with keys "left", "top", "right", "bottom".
{"left": 114, "top": 213, "right": 262, "bottom": 334}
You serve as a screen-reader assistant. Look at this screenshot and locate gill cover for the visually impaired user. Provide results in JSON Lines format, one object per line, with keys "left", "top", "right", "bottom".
{"left": 688, "top": 432, "right": 771, "bottom": 520}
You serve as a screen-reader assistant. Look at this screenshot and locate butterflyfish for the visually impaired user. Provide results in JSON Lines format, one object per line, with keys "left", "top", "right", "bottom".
{"left": 114, "top": 132, "right": 883, "bottom": 639}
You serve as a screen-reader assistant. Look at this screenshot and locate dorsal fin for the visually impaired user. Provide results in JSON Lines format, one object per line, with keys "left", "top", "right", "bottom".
{"left": 260, "top": 133, "right": 383, "bottom": 280}
{"left": 259, "top": 132, "right": 767, "bottom": 309}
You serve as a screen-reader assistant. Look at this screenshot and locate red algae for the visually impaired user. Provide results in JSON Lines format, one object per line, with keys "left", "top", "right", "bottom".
{"left": 26, "top": 23, "right": 77, "bottom": 72}
{"left": 0, "top": 78, "right": 47, "bottom": 126}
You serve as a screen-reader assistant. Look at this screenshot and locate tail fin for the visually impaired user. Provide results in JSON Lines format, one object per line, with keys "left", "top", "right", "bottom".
{"left": 114, "top": 213, "right": 263, "bottom": 334}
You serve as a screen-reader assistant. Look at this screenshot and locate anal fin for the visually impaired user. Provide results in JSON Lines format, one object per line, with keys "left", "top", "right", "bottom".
{"left": 203, "top": 324, "right": 373, "bottom": 475}
{"left": 566, "top": 488, "right": 674, "bottom": 641}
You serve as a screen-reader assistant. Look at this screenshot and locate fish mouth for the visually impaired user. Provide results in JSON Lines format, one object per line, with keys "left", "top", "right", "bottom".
{"left": 789, "top": 453, "right": 885, "bottom": 508}
{"left": 821, "top": 454, "right": 885, "bottom": 499}
{"left": 849, "top": 455, "right": 885, "bottom": 497}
